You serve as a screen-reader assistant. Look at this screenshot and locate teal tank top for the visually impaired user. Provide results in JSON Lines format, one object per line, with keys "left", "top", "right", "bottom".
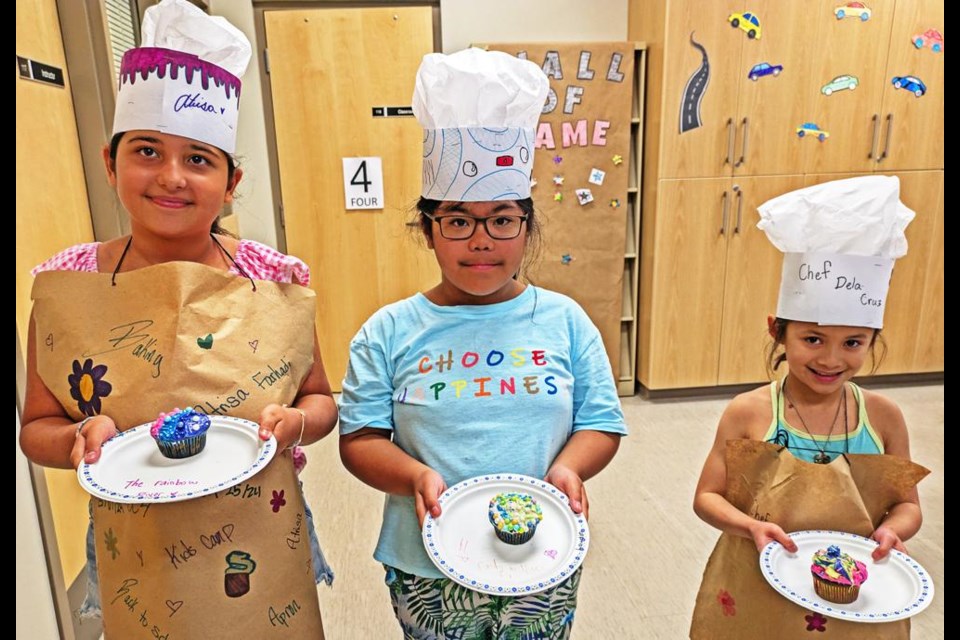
{"left": 763, "top": 381, "right": 884, "bottom": 463}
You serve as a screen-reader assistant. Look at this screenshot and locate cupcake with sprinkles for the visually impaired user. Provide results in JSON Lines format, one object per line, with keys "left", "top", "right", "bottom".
{"left": 811, "top": 544, "right": 869, "bottom": 604}
{"left": 150, "top": 407, "right": 211, "bottom": 459}
{"left": 488, "top": 492, "right": 543, "bottom": 545}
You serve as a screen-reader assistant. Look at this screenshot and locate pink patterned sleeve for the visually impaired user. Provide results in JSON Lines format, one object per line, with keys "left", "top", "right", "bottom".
{"left": 233, "top": 240, "right": 313, "bottom": 474}
{"left": 233, "top": 240, "right": 311, "bottom": 286}
{"left": 31, "top": 243, "right": 101, "bottom": 275}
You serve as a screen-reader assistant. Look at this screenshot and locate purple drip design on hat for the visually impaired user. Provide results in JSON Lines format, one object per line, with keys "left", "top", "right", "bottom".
{"left": 119, "top": 47, "right": 242, "bottom": 103}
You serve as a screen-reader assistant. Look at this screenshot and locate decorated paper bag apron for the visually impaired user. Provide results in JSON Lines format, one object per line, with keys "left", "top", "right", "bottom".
{"left": 690, "top": 440, "right": 928, "bottom": 640}
{"left": 32, "top": 262, "right": 324, "bottom": 639}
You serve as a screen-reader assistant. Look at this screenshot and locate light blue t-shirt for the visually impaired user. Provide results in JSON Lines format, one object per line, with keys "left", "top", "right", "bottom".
{"left": 339, "top": 286, "right": 627, "bottom": 578}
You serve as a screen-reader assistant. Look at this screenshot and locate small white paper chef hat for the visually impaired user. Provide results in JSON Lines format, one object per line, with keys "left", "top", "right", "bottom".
{"left": 112, "top": 0, "right": 252, "bottom": 153}
{"left": 413, "top": 48, "right": 549, "bottom": 201}
{"left": 758, "top": 175, "right": 915, "bottom": 328}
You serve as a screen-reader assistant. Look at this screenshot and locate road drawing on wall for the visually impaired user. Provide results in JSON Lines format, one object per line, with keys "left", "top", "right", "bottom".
{"left": 680, "top": 32, "right": 709, "bottom": 134}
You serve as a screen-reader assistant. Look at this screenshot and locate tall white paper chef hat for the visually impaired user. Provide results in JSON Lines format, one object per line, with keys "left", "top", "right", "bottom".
{"left": 112, "top": 0, "right": 252, "bottom": 154}
{"left": 758, "top": 175, "right": 915, "bottom": 329}
{"left": 413, "top": 48, "right": 549, "bottom": 201}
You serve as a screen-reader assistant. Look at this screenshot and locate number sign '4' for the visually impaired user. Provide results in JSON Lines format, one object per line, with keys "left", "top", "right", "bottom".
{"left": 342, "top": 157, "right": 385, "bottom": 210}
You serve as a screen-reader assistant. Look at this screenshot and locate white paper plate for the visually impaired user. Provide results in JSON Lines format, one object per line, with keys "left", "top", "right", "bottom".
{"left": 422, "top": 474, "right": 589, "bottom": 596}
{"left": 760, "top": 529, "right": 934, "bottom": 622}
{"left": 78, "top": 415, "right": 276, "bottom": 503}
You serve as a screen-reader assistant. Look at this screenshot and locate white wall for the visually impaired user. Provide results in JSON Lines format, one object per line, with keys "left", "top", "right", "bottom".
{"left": 440, "top": 0, "right": 628, "bottom": 52}
{"left": 209, "top": 0, "right": 628, "bottom": 249}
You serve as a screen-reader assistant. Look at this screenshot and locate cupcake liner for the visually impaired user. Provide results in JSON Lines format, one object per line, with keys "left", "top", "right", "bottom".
{"left": 156, "top": 432, "right": 207, "bottom": 459}
{"left": 488, "top": 492, "right": 544, "bottom": 546}
{"left": 813, "top": 574, "right": 861, "bottom": 604}
{"left": 224, "top": 572, "right": 251, "bottom": 598}
{"left": 495, "top": 525, "right": 537, "bottom": 545}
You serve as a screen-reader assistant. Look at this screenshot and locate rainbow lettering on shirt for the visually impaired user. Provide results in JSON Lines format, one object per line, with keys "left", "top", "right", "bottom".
{"left": 396, "top": 347, "right": 561, "bottom": 403}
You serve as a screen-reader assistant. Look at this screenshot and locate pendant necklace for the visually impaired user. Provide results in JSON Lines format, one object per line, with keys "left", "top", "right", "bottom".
{"left": 782, "top": 378, "right": 848, "bottom": 464}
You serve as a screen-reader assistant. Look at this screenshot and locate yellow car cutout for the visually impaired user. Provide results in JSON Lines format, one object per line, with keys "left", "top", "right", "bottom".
{"left": 797, "top": 122, "right": 830, "bottom": 142}
{"left": 728, "top": 12, "right": 762, "bottom": 39}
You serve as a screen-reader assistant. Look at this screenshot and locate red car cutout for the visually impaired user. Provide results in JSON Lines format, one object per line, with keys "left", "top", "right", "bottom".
{"left": 913, "top": 29, "right": 944, "bottom": 53}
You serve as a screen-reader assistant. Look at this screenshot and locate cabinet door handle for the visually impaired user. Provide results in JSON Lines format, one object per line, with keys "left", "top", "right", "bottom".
{"left": 867, "top": 113, "right": 880, "bottom": 159}
{"left": 735, "top": 117, "right": 749, "bottom": 168}
{"left": 878, "top": 113, "right": 894, "bottom": 162}
{"left": 734, "top": 188, "right": 744, "bottom": 234}
{"left": 720, "top": 190, "right": 729, "bottom": 235}
{"left": 725, "top": 118, "right": 735, "bottom": 165}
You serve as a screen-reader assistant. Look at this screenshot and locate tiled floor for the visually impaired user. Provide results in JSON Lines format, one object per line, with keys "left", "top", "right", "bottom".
{"left": 302, "top": 382, "right": 943, "bottom": 638}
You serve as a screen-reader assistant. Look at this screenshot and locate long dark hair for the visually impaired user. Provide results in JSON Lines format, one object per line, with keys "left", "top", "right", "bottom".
{"left": 109, "top": 132, "right": 238, "bottom": 237}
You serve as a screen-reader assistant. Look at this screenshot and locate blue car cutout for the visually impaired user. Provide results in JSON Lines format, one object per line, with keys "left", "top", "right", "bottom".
{"left": 748, "top": 62, "right": 783, "bottom": 81}
{"left": 891, "top": 75, "right": 927, "bottom": 97}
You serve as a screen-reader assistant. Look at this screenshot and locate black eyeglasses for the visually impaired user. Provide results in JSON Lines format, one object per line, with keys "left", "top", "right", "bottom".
{"left": 423, "top": 212, "right": 529, "bottom": 240}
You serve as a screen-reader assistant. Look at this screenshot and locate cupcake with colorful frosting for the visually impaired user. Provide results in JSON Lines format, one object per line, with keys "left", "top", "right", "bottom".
{"left": 811, "top": 545, "right": 869, "bottom": 604}
{"left": 150, "top": 408, "right": 211, "bottom": 459}
{"left": 488, "top": 492, "right": 543, "bottom": 545}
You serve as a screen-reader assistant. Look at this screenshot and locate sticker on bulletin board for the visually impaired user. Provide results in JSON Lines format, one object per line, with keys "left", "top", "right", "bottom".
{"left": 342, "top": 157, "right": 384, "bottom": 210}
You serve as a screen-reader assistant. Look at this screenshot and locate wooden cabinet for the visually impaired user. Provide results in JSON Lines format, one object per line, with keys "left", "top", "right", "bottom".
{"left": 716, "top": 176, "right": 809, "bottom": 384}
{"left": 803, "top": 0, "right": 944, "bottom": 174}
{"left": 659, "top": 0, "right": 943, "bottom": 179}
{"left": 630, "top": 0, "right": 943, "bottom": 390}
{"left": 658, "top": 2, "right": 742, "bottom": 178}
{"left": 802, "top": 0, "right": 899, "bottom": 173}
{"left": 641, "top": 176, "right": 804, "bottom": 389}
{"left": 660, "top": 1, "right": 820, "bottom": 179}
{"left": 878, "top": 2, "right": 944, "bottom": 171}
{"left": 642, "top": 179, "right": 728, "bottom": 388}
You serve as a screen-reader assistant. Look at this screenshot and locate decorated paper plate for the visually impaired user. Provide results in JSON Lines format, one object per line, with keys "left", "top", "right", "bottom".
{"left": 422, "top": 473, "right": 589, "bottom": 596}
{"left": 78, "top": 415, "right": 276, "bottom": 503}
{"left": 760, "top": 529, "right": 934, "bottom": 622}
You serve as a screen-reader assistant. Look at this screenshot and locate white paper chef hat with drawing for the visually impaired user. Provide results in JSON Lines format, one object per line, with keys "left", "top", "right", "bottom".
{"left": 112, "top": 0, "right": 252, "bottom": 153}
{"left": 758, "top": 176, "right": 915, "bottom": 329}
{"left": 412, "top": 48, "right": 549, "bottom": 201}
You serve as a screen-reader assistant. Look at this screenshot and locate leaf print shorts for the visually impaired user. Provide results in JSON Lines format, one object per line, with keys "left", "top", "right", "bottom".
{"left": 384, "top": 564, "right": 582, "bottom": 640}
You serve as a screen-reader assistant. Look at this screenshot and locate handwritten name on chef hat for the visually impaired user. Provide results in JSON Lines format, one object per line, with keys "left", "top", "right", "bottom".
{"left": 757, "top": 175, "right": 915, "bottom": 328}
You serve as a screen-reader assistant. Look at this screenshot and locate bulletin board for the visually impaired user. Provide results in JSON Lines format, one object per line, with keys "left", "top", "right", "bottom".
{"left": 486, "top": 42, "right": 634, "bottom": 371}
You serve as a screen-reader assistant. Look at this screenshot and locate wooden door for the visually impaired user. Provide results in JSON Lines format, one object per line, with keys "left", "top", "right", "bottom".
{"left": 803, "top": 0, "right": 897, "bottom": 174}
{"left": 659, "top": 0, "right": 743, "bottom": 179}
{"left": 876, "top": 0, "right": 944, "bottom": 171}
{"left": 640, "top": 178, "right": 729, "bottom": 389}
{"left": 732, "top": 2, "right": 818, "bottom": 176}
{"left": 18, "top": 0, "right": 98, "bottom": 588}
{"left": 265, "top": 7, "right": 438, "bottom": 388}
{"left": 717, "top": 175, "right": 805, "bottom": 385}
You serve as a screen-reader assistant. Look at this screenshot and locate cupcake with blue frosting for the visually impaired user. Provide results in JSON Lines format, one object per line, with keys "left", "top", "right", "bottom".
{"left": 150, "top": 408, "right": 211, "bottom": 458}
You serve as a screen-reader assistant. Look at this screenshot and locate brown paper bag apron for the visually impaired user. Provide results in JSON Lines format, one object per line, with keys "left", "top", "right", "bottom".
{"left": 690, "top": 440, "right": 928, "bottom": 639}
{"left": 32, "top": 262, "right": 324, "bottom": 639}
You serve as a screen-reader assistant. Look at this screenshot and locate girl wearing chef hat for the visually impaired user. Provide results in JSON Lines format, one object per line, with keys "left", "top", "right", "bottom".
{"left": 21, "top": 1, "right": 335, "bottom": 635}
{"left": 339, "top": 48, "right": 627, "bottom": 637}
{"left": 690, "top": 176, "right": 928, "bottom": 639}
